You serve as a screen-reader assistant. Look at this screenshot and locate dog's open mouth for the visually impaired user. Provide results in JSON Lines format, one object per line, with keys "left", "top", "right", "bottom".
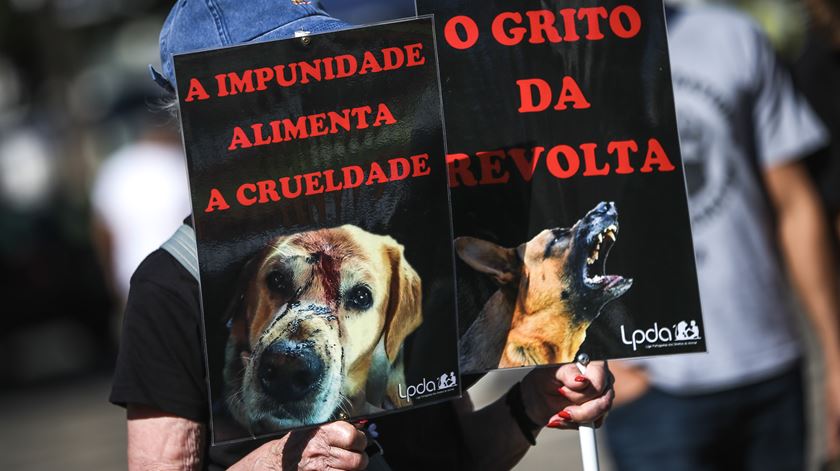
{"left": 584, "top": 223, "right": 622, "bottom": 288}
{"left": 576, "top": 202, "right": 632, "bottom": 302}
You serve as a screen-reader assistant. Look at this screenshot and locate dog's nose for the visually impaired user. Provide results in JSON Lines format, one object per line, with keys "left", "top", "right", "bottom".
{"left": 258, "top": 340, "right": 324, "bottom": 402}
{"left": 587, "top": 202, "right": 617, "bottom": 222}
{"left": 593, "top": 201, "right": 616, "bottom": 214}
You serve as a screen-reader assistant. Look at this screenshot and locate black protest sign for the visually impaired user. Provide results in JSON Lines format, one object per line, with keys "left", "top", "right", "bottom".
{"left": 416, "top": 0, "right": 705, "bottom": 373}
{"left": 174, "top": 17, "right": 460, "bottom": 444}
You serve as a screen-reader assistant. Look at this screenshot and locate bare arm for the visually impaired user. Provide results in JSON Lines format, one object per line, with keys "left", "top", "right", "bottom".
{"left": 764, "top": 161, "right": 840, "bottom": 376}
{"left": 456, "top": 362, "right": 613, "bottom": 470}
{"left": 127, "top": 405, "right": 205, "bottom": 471}
{"left": 126, "top": 404, "right": 368, "bottom": 471}
{"left": 764, "top": 161, "right": 840, "bottom": 456}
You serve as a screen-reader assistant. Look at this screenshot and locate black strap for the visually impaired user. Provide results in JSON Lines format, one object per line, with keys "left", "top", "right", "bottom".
{"left": 506, "top": 382, "right": 539, "bottom": 446}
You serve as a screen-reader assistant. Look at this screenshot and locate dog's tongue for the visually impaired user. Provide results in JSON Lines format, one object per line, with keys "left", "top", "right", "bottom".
{"left": 604, "top": 275, "right": 624, "bottom": 287}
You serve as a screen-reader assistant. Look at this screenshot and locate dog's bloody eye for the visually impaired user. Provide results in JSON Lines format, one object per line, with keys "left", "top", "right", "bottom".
{"left": 266, "top": 270, "right": 293, "bottom": 296}
{"left": 345, "top": 285, "right": 373, "bottom": 311}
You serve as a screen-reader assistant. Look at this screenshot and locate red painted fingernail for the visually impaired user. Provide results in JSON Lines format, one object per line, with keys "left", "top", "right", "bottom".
{"left": 558, "top": 410, "right": 573, "bottom": 421}
{"left": 574, "top": 375, "right": 588, "bottom": 383}
{"left": 547, "top": 418, "right": 565, "bottom": 428}
{"left": 556, "top": 387, "right": 568, "bottom": 397}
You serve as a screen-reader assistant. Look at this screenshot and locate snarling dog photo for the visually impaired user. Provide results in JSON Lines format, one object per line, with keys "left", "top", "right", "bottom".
{"left": 222, "top": 225, "right": 422, "bottom": 433}
{"left": 457, "top": 202, "right": 633, "bottom": 372}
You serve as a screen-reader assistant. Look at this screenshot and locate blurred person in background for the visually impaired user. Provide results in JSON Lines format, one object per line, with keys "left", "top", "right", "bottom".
{"left": 1, "top": 0, "right": 182, "bottom": 387}
{"left": 110, "top": 2, "right": 614, "bottom": 470}
{"left": 0, "top": 43, "right": 116, "bottom": 382}
{"left": 796, "top": 0, "right": 840, "bottom": 248}
{"left": 605, "top": 3, "right": 840, "bottom": 470}
{"left": 90, "top": 97, "right": 190, "bottom": 308}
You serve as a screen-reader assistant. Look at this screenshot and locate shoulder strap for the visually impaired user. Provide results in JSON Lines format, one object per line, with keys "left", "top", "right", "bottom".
{"left": 161, "top": 224, "right": 199, "bottom": 281}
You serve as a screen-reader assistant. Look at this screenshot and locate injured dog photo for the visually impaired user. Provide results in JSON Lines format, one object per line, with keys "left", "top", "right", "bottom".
{"left": 221, "top": 224, "right": 422, "bottom": 435}
{"left": 457, "top": 201, "right": 633, "bottom": 373}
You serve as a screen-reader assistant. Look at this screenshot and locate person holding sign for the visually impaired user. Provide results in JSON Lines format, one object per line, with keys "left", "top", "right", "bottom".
{"left": 109, "top": 1, "right": 613, "bottom": 470}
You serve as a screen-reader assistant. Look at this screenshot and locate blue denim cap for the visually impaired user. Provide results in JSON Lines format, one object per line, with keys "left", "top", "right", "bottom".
{"left": 152, "top": 0, "right": 349, "bottom": 92}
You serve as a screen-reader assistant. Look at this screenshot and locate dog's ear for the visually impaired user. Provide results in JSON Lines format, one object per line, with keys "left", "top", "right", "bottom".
{"left": 454, "top": 237, "right": 521, "bottom": 286}
{"left": 223, "top": 254, "right": 261, "bottom": 348}
{"left": 383, "top": 243, "right": 423, "bottom": 362}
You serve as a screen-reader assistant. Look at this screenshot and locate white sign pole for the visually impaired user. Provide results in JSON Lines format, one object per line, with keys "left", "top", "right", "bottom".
{"left": 576, "top": 353, "right": 600, "bottom": 471}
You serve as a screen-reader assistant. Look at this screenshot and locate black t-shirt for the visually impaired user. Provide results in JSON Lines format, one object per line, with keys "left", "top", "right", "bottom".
{"left": 110, "top": 247, "right": 473, "bottom": 470}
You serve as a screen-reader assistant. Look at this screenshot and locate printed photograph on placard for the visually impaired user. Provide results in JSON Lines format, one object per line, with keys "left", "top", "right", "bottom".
{"left": 416, "top": 0, "right": 705, "bottom": 373}
{"left": 174, "top": 17, "right": 460, "bottom": 444}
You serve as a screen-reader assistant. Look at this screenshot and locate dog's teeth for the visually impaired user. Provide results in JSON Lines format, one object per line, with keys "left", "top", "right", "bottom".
{"left": 607, "top": 231, "right": 616, "bottom": 241}
{"left": 587, "top": 257, "right": 594, "bottom": 265}
{"left": 608, "top": 224, "right": 618, "bottom": 233}
{"left": 593, "top": 251, "right": 599, "bottom": 261}
{"left": 598, "top": 233, "right": 603, "bottom": 243}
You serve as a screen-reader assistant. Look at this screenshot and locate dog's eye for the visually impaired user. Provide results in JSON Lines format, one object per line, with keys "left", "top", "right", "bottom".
{"left": 266, "top": 270, "right": 293, "bottom": 296}
{"left": 552, "top": 229, "right": 570, "bottom": 241}
{"left": 345, "top": 285, "right": 373, "bottom": 311}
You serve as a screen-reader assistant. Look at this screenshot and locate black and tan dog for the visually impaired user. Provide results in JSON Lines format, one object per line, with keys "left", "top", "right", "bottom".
{"left": 457, "top": 202, "right": 632, "bottom": 372}
{"left": 222, "top": 225, "right": 422, "bottom": 433}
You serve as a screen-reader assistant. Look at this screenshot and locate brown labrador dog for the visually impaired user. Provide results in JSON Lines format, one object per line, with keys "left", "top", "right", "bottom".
{"left": 456, "top": 202, "right": 632, "bottom": 372}
{"left": 222, "top": 225, "right": 422, "bottom": 433}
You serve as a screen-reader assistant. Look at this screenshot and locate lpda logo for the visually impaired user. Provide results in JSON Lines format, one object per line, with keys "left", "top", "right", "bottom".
{"left": 398, "top": 378, "right": 436, "bottom": 402}
{"left": 621, "top": 320, "right": 701, "bottom": 351}
{"left": 398, "top": 371, "right": 458, "bottom": 402}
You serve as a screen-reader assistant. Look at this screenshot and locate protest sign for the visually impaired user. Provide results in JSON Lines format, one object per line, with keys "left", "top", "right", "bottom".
{"left": 174, "top": 17, "right": 460, "bottom": 444}
{"left": 416, "top": 0, "right": 705, "bottom": 373}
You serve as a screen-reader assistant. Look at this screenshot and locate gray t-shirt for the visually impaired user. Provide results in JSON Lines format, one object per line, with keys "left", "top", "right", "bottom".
{"left": 634, "top": 6, "right": 828, "bottom": 393}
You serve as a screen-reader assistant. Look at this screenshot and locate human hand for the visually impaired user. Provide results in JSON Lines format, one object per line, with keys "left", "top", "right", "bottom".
{"left": 519, "top": 361, "right": 614, "bottom": 430}
{"left": 235, "top": 421, "right": 368, "bottom": 471}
